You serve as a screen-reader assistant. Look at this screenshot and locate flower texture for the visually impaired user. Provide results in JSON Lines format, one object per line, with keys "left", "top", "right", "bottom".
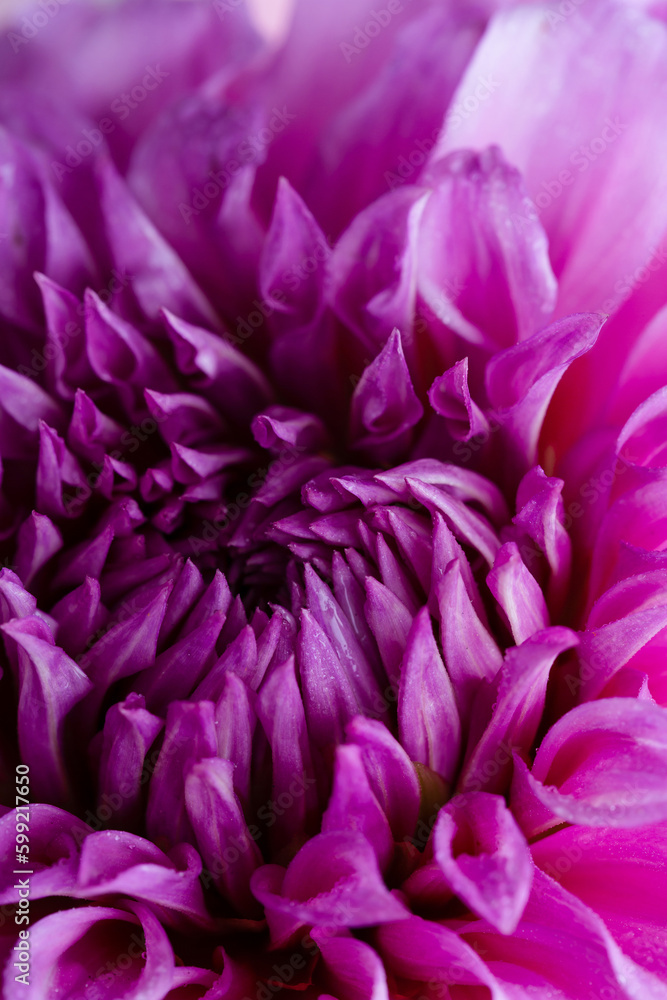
{"left": 1, "top": 0, "right": 667, "bottom": 997}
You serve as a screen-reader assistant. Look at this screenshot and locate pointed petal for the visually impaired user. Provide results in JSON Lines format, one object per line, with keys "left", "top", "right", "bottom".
{"left": 322, "top": 744, "right": 394, "bottom": 872}
{"left": 185, "top": 757, "right": 262, "bottom": 916}
{"left": 398, "top": 607, "right": 460, "bottom": 783}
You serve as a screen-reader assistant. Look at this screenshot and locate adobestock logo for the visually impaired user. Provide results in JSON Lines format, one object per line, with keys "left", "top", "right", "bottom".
{"left": 6, "top": 0, "right": 71, "bottom": 54}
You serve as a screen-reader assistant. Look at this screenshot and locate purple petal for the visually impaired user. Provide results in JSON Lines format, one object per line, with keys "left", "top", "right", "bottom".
{"left": 304, "top": 563, "right": 384, "bottom": 716}
{"left": 418, "top": 146, "right": 556, "bottom": 349}
{"left": 193, "top": 624, "right": 258, "bottom": 701}
{"left": 2, "top": 616, "right": 92, "bottom": 803}
{"left": 436, "top": 558, "right": 503, "bottom": 720}
{"left": 15, "top": 511, "right": 63, "bottom": 588}
{"left": 251, "top": 831, "right": 408, "bottom": 946}
{"left": 137, "top": 613, "right": 225, "bottom": 715}
{"left": 364, "top": 576, "right": 413, "bottom": 688}
{"left": 313, "top": 930, "right": 390, "bottom": 1000}
{"left": 77, "top": 830, "right": 211, "bottom": 927}
{"left": 487, "top": 541, "right": 550, "bottom": 644}
{"left": 79, "top": 585, "right": 170, "bottom": 725}
{"left": 460, "top": 627, "right": 578, "bottom": 795}
{"left": 514, "top": 698, "right": 667, "bottom": 833}
{"left": 2, "top": 903, "right": 174, "bottom": 1000}
{"left": 97, "top": 693, "right": 163, "bottom": 830}
{"left": 398, "top": 607, "right": 460, "bottom": 784}
{"left": 0, "top": 805, "right": 89, "bottom": 903}
{"left": 252, "top": 405, "right": 328, "bottom": 453}
{"left": 185, "top": 757, "right": 262, "bottom": 916}
{"left": 429, "top": 358, "right": 490, "bottom": 442}
{"left": 298, "top": 608, "right": 364, "bottom": 748}
{"left": 346, "top": 717, "right": 420, "bottom": 843}
{"left": 95, "top": 156, "right": 217, "bottom": 327}
{"left": 164, "top": 308, "right": 273, "bottom": 424}
{"left": 146, "top": 700, "right": 218, "bottom": 848}
{"left": 214, "top": 672, "right": 256, "bottom": 810}
{"left": 0, "top": 364, "right": 64, "bottom": 460}
{"left": 322, "top": 744, "right": 394, "bottom": 872}
{"left": 51, "top": 576, "right": 108, "bottom": 657}
{"left": 433, "top": 791, "right": 533, "bottom": 934}
{"left": 350, "top": 329, "right": 423, "bottom": 458}
{"left": 485, "top": 313, "right": 603, "bottom": 470}
{"left": 256, "top": 657, "right": 316, "bottom": 852}
{"left": 259, "top": 177, "right": 329, "bottom": 331}
{"left": 328, "top": 187, "right": 427, "bottom": 355}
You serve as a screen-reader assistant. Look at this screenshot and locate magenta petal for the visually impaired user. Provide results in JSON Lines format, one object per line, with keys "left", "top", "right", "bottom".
{"left": 487, "top": 541, "right": 550, "bottom": 644}
{"left": 429, "top": 358, "right": 489, "bottom": 442}
{"left": 15, "top": 510, "right": 63, "bottom": 588}
{"left": 256, "top": 657, "right": 316, "bottom": 851}
{"left": 434, "top": 792, "right": 533, "bottom": 934}
{"left": 322, "top": 744, "right": 394, "bottom": 872}
{"left": 364, "top": 576, "right": 413, "bottom": 688}
{"left": 2, "top": 616, "right": 92, "bottom": 803}
{"left": 350, "top": 328, "right": 423, "bottom": 457}
{"left": 461, "top": 627, "right": 578, "bottom": 795}
{"left": 376, "top": 912, "right": 506, "bottom": 995}
{"left": 436, "top": 557, "right": 503, "bottom": 720}
{"left": 398, "top": 607, "right": 460, "bottom": 784}
{"left": 214, "top": 673, "right": 256, "bottom": 810}
{"left": 146, "top": 700, "right": 218, "bottom": 848}
{"left": 0, "top": 805, "right": 89, "bottom": 903}
{"left": 486, "top": 313, "right": 603, "bottom": 470}
{"left": 345, "top": 717, "right": 420, "bottom": 843}
{"left": 434, "top": 0, "right": 667, "bottom": 323}
{"left": 185, "top": 757, "right": 262, "bottom": 917}
{"left": 516, "top": 698, "right": 667, "bottom": 832}
{"left": 251, "top": 831, "right": 408, "bottom": 942}
{"left": 136, "top": 612, "right": 225, "bottom": 715}
{"left": 531, "top": 822, "right": 667, "bottom": 979}
{"left": 77, "top": 830, "right": 211, "bottom": 927}
{"left": 578, "top": 597, "right": 667, "bottom": 703}
{"left": 313, "top": 930, "right": 390, "bottom": 1000}
{"left": 164, "top": 308, "right": 273, "bottom": 424}
{"left": 298, "top": 608, "right": 363, "bottom": 748}
{"left": 98, "top": 693, "right": 163, "bottom": 830}
{"left": 329, "top": 187, "right": 427, "bottom": 353}
{"left": 418, "top": 146, "right": 556, "bottom": 349}
{"left": 460, "top": 868, "right": 665, "bottom": 1000}
{"left": 2, "top": 903, "right": 174, "bottom": 1000}
{"left": 513, "top": 464, "right": 572, "bottom": 613}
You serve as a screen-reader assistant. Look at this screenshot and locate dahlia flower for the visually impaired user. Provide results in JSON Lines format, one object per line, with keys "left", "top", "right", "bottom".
{"left": 1, "top": 0, "right": 667, "bottom": 997}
